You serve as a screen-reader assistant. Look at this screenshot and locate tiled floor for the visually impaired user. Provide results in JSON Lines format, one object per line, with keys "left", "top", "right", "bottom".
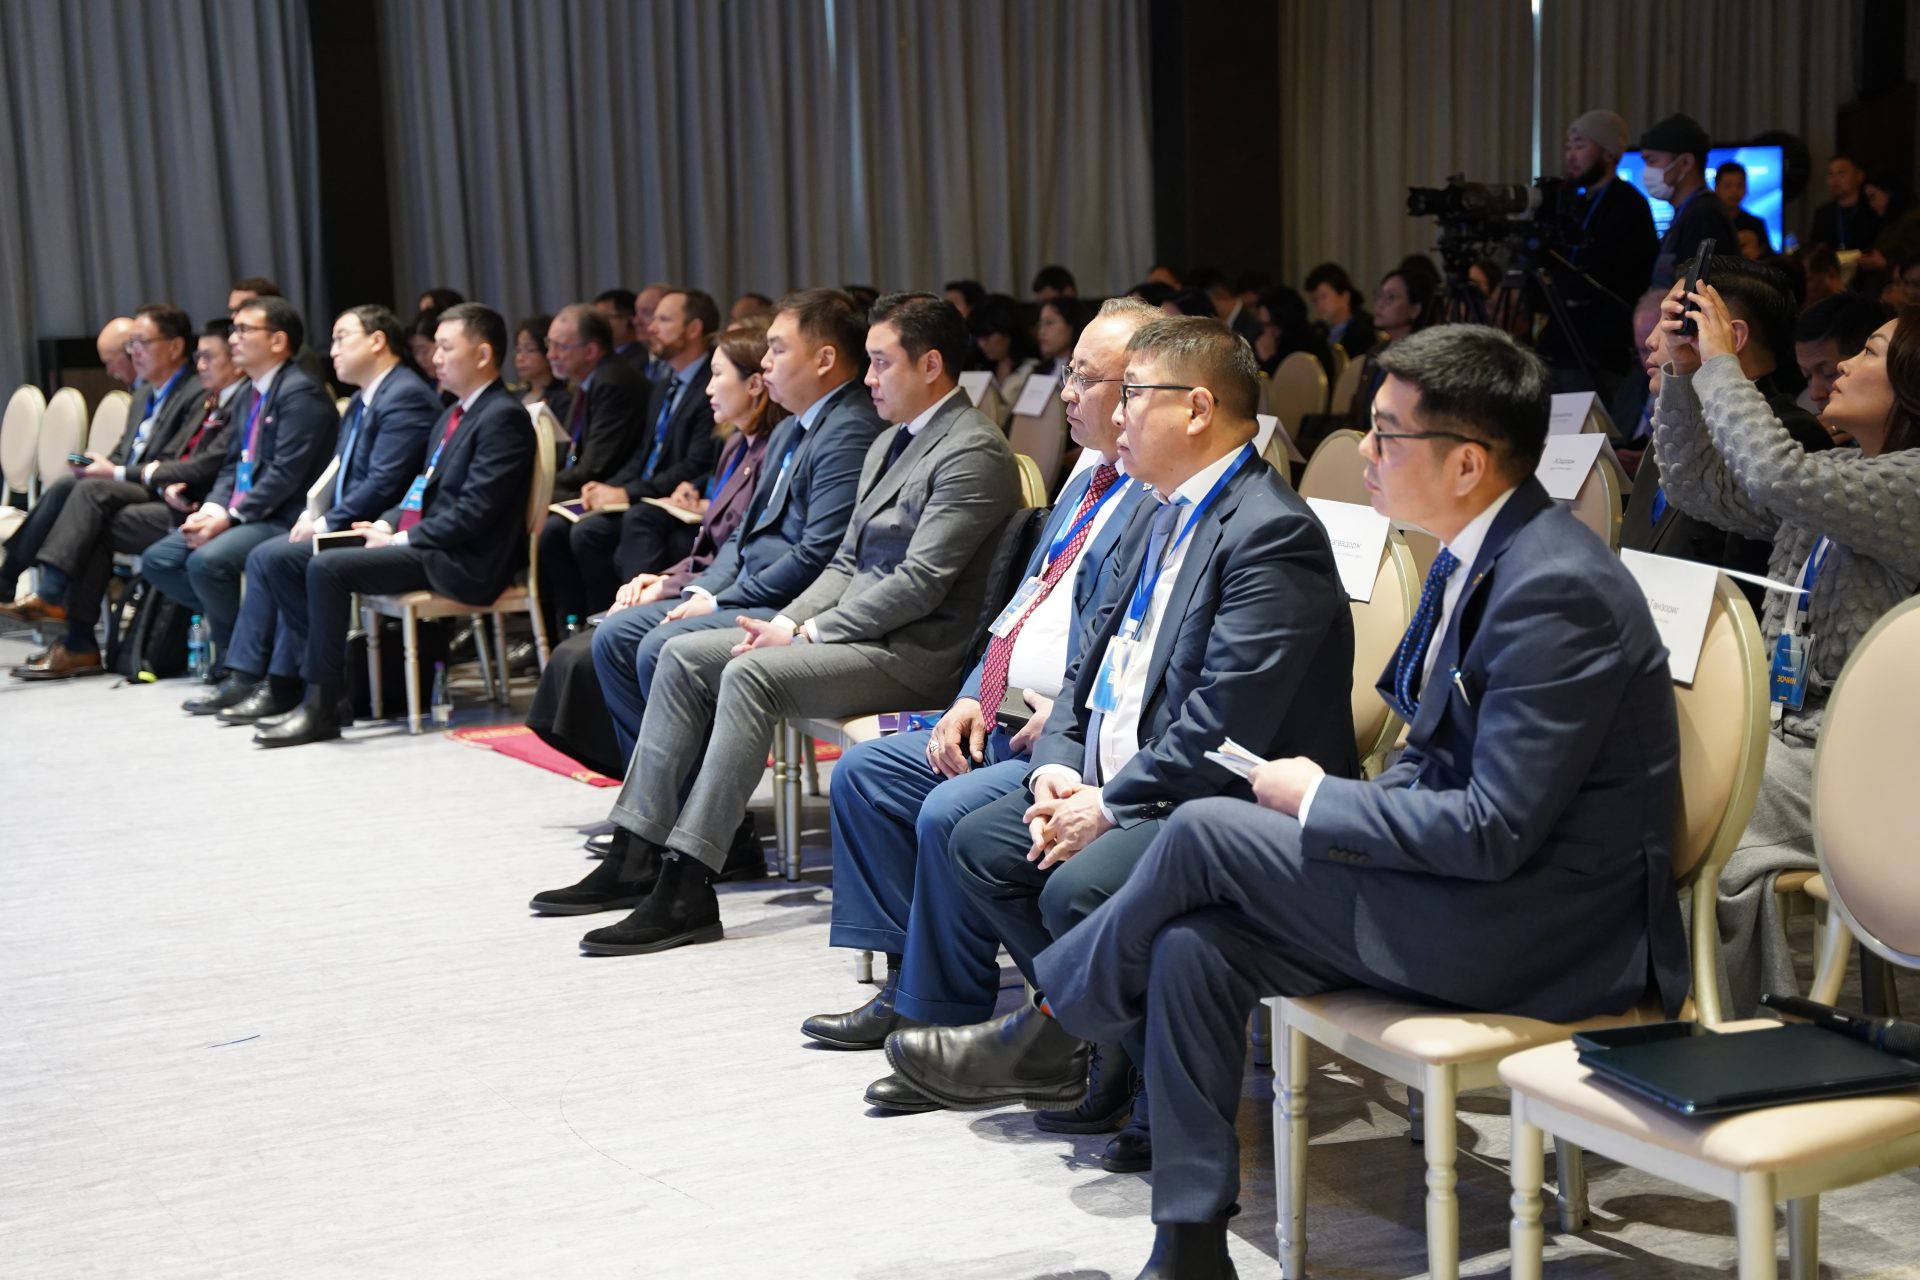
{"left": 3, "top": 629, "right": 1917, "bottom": 1279}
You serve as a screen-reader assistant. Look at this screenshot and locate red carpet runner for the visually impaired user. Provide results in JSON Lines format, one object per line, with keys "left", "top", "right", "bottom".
{"left": 448, "top": 723, "right": 842, "bottom": 788}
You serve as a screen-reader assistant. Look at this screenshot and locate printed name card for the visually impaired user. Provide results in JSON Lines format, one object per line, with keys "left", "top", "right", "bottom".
{"left": 1534, "top": 431, "right": 1606, "bottom": 500}
{"left": 1306, "top": 497, "right": 1392, "bottom": 602}
{"left": 1549, "top": 391, "right": 1598, "bottom": 436}
{"left": 1256, "top": 413, "right": 1306, "bottom": 463}
{"left": 1012, "top": 370, "right": 1061, "bottom": 417}
{"left": 956, "top": 371, "right": 993, "bottom": 407}
{"left": 1620, "top": 549, "right": 1717, "bottom": 684}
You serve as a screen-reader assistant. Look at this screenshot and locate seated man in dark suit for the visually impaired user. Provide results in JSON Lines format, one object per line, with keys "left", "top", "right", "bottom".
{"left": 525, "top": 289, "right": 881, "bottom": 817}
{"left": 532, "top": 303, "right": 653, "bottom": 629}
{"left": 538, "top": 293, "right": 1021, "bottom": 955}
{"left": 186, "top": 305, "right": 441, "bottom": 721}
{"left": 139, "top": 296, "right": 339, "bottom": 675}
{"left": 257, "top": 304, "right": 537, "bottom": 747}
{"left": 880, "top": 318, "right": 1357, "bottom": 1129}
{"left": 1031, "top": 325, "right": 1686, "bottom": 1276}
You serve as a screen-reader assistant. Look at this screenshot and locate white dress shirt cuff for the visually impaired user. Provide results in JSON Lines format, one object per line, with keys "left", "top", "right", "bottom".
{"left": 311, "top": 516, "right": 329, "bottom": 535}
{"left": 684, "top": 585, "right": 713, "bottom": 600}
{"left": 392, "top": 530, "right": 409, "bottom": 547}
{"left": 141, "top": 461, "right": 159, "bottom": 486}
{"left": 1296, "top": 774, "right": 1325, "bottom": 827}
{"left": 113, "top": 465, "right": 127, "bottom": 483}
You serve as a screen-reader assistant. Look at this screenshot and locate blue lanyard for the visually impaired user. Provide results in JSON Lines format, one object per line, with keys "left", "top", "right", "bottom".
{"left": 242, "top": 390, "right": 266, "bottom": 461}
{"left": 1044, "top": 475, "right": 1128, "bottom": 571}
{"left": 425, "top": 409, "right": 461, "bottom": 476}
{"left": 708, "top": 437, "right": 748, "bottom": 499}
{"left": 146, "top": 368, "right": 186, "bottom": 424}
{"left": 1579, "top": 180, "right": 1606, "bottom": 232}
{"left": 1120, "top": 446, "right": 1253, "bottom": 632}
{"left": 1792, "top": 537, "right": 1833, "bottom": 630}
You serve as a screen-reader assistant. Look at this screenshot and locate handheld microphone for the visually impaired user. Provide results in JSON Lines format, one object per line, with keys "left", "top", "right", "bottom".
{"left": 1760, "top": 993, "right": 1920, "bottom": 1059}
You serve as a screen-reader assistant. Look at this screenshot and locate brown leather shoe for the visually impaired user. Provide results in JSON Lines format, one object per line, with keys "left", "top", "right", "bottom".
{"left": 12, "top": 643, "right": 104, "bottom": 681}
{"left": 0, "top": 594, "right": 67, "bottom": 625}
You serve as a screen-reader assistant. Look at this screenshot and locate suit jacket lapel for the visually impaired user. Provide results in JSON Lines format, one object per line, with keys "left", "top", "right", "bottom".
{"left": 1140, "top": 470, "right": 1247, "bottom": 701}
{"left": 747, "top": 416, "right": 805, "bottom": 533}
{"left": 854, "top": 393, "right": 963, "bottom": 512}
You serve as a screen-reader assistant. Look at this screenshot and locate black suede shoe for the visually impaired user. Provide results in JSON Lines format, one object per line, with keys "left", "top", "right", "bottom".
{"left": 717, "top": 814, "right": 768, "bottom": 881}
{"left": 529, "top": 840, "right": 662, "bottom": 915}
{"left": 864, "top": 1072, "right": 940, "bottom": 1113}
{"left": 577, "top": 855, "right": 723, "bottom": 955}
{"left": 254, "top": 690, "right": 343, "bottom": 748}
{"left": 1036, "top": 1042, "right": 1136, "bottom": 1134}
{"left": 1134, "top": 1211, "right": 1237, "bottom": 1280}
{"left": 217, "top": 682, "right": 302, "bottom": 725}
{"left": 1104, "top": 1120, "right": 1152, "bottom": 1173}
{"left": 801, "top": 975, "right": 923, "bottom": 1050}
{"left": 184, "top": 672, "right": 257, "bottom": 715}
{"left": 884, "top": 1005, "right": 1089, "bottom": 1111}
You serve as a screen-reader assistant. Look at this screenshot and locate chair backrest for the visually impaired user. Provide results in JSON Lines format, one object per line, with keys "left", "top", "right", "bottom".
{"left": 1669, "top": 577, "right": 1769, "bottom": 1024}
{"left": 1297, "top": 429, "right": 1369, "bottom": 505}
{"left": 1013, "top": 453, "right": 1047, "bottom": 508}
{"left": 88, "top": 390, "right": 131, "bottom": 456}
{"left": 1814, "top": 595, "right": 1920, "bottom": 971}
{"left": 1007, "top": 395, "right": 1066, "bottom": 495}
{"left": 335, "top": 396, "right": 351, "bottom": 417}
{"left": 1567, "top": 453, "right": 1624, "bottom": 550}
{"left": 521, "top": 410, "right": 561, "bottom": 591}
{"left": 529, "top": 401, "right": 564, "bottom": 456}
{"left": 1328, "top": 356, "right": 1369, "bottom": 416}
{"left": 1269, "top": 351, "right": 1328, "bottom": 435}
{"left": 1352, "top": 535, "right": 1418, "bottom": 774}
{"left": 1256, "top": 370, "right": 1277, "bottom": 418}
{"left": 1, "top": 384, "right": 46, "bottom": 493}
{"left": 35, "top": 388, "right": 88, "bottom": 488}
{"left": 1259, "top": 429, "right": 1295, "bottom": 488}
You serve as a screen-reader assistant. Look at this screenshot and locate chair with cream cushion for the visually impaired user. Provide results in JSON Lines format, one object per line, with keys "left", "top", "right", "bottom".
{"left": 31, "top": 388, "right": 87, "bottom": 506}
{"left": 1007, "top": 397, "right": 1067, "bottom": 498}
{"left": 1566, "top": 453, "right": 1624, "bottom": 551}
{"left": 1505, "top": 593, "right": 1920, "bottom": 1280}
{"left": 1296, "top": 429, "right": 1368, "bottom": 506}
{"left": 1268, "top": 351, "right": 1328, "bottom": 443}
{"left": 87, "top": 390, "right": 131, "bottom": 457}
{"left": 0, "top": 385, "right": 46, "bottom": 545}
{"left": 1268, "top": 576, "right": 1769, "bottom": 1280}
{"left": 1328, "top": 353, "right": 1368, "bottom": 416}
{"left": 1350, "top": 534, "right": 1416, "bottom": 778}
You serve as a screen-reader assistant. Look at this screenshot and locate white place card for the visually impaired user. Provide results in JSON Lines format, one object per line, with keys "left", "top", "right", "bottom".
{"left": 1535, "top": 431, "right": 1606, "bottom": 500}
{"left": 1256, "top": 413, "right": 1306, "bottom": 463}
{"left": 957, "top": 371, "right": 993, "bottom": 407}
{"left": 1620, "top": 549, "right": 1718, "bottom": 684}
{"left": 1012, "top": 370, "right": 1060, "bottom": 417}
{"left": 1306, "top": 497, "right": 1392, "bottom": 602}
{"left": 1549, "top": 391, "right": 1597, "bottom": 436}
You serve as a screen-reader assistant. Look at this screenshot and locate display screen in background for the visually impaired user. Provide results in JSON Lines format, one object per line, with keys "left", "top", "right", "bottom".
{"left": 1616, "top": 145, "right": 1787, "bottom": 251}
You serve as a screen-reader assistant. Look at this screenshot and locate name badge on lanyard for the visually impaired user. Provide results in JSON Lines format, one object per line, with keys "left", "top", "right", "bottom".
{"left": 1770, "top": 536, "right": 1831, "bottom": 717}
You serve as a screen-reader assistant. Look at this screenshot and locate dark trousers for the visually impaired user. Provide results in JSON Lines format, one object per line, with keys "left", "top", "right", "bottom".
{"left": 32, "top": 477, "right": 174, "bottom": 647}
{"left": 1035, "top": 797, "right": 1422, "bottom": 1224}
{"left": 536, "top": 510, "right": 622, "bottom": 630}
{"left": 526, "top": 631, "right": 624, "bottom": 779}
{"left": 587, "top": 599, "right": 766, "bottom": 763}
{"left": 614, "top": 501, "right": 699, "bottom": 583}
{"left": 229, "top": 533, "right": 316, "bottom": 680}
{"left": 0, "top": 474, "right": 78, "bottom": 588}
{"left": 302, "top": 544, "right": 433, "bottom": 690}
{"left": 139, "top": 520, "right": 287, "bottom": 656}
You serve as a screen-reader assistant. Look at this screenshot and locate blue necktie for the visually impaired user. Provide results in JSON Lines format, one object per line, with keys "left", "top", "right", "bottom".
{"left": 644, "top": 376, "right": 680, "bottom": 478}
{"left": 1385, "top": 547, "right": 1460, "bottom": 722}
{"left": 334, "top": 397, "right": 365, "bottom": 508}
{"left": 1083, "top": 499, "right": 1186, "bottom": 782}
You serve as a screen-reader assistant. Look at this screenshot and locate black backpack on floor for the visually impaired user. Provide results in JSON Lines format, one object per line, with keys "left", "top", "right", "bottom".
{"left": 111, "top": 578, "right": 192, "bottom": 680}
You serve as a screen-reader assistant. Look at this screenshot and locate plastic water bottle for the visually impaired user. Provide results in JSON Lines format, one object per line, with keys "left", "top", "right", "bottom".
{"left": 187, "top": 615, "right": 208, "bottom": 678}
{"left": 430, "top": 661, "right": 452, "bottom": 728}
{"left": 565, "top": 614, "right": 581, "bottom": 638}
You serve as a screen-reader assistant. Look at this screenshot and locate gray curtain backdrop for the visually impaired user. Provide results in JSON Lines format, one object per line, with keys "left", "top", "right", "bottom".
{"left": 376, "top": 0, "right": 1154, "bottom": 324}
{"left": 0, "top": 0, "right": 325, "bottom": 392}
{"left": 1280, "top": 0, "right": 1861, "bottom": 292}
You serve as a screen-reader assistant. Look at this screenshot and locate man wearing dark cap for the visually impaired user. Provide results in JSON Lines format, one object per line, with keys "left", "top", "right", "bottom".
{"left": 1640, "top": 112, "right": 1737, "bottom": 290}
{"left": 1541, "top": 108, "right": 1659, "bottom": 394}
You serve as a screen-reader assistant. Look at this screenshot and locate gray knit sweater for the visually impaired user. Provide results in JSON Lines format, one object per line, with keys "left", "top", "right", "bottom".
{"left": 1654, "top": 354, "right": 1920, "bottom": 740}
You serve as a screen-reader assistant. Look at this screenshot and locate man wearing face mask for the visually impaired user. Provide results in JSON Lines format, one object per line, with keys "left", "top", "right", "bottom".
{"left": 1640, "top": 112, "right": 1737, "bottom": 291}
{"left": 1538, "top": 109, "right": 1658, "bottom": 395}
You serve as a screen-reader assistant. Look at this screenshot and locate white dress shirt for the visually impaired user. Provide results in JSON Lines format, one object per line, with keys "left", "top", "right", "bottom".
{"left": 1002, "top": 469, "right": 1130, "bottom": 699}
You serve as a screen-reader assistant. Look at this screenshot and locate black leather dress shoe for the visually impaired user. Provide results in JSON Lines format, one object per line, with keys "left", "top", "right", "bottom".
{"left": 1036, "top": 1041, "right": 1136, "bottom": 1134}
{"left": 529, "top": 841, "right": 662, "bottom": 914}
{"left": 577, "top": 857, "right": 723, "bottom": 955}
{"left": 1134, "top": 1212, "right": 1237, "bottom": 1280}
{"left": 1104, "top": 1121, "right": 1152, "bottom": 1173}
{"left": 254, "top": 694, "right": 343, "bottom": 748}
{"left": 216, "top": 683, "right": 302, "bottom": 725}
{"left": 184, "top": 672, "right": 256, "bottom": 715}
{"left": 885, "top": 1006, "right": 1089, "bottom": 1111}
{"left": 801, "top": 976, "right": 923, "bottom": 1050}
{"left": 864, "top": 1072, "right": 939, "bottom": 1113}
{"left": 257, "top": 695, "right": 352, "bottom": 730}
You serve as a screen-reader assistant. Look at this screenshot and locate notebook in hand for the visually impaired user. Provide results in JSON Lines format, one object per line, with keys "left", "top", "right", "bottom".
{"left": 549, "top": 499, "right": 629, "bottom": 522}
{"left": 313, "top": 529, "right": 367, "bottom": 553}
{"left": 1576, "top": 1020, "right": 1920, "bottom": 1116}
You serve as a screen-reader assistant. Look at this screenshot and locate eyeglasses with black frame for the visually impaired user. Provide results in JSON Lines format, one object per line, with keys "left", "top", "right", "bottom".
{"left": 1119, "top": 381, "right": 1198, "bottom": 408}
{"left": 1366, "top": 404, "right": 1482, "bottom": 450}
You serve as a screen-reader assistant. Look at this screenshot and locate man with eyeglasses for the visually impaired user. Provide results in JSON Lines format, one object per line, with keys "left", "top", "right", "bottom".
{"left": 800, "top": 299, "right": 1153, "bottom": 1123}
{"left": 1026, "top": 325, "right": 1685, "bottom": 1277}
{"left": 880, "top": 317, "right": 1356, "bottom": 1151}
{"left": 139, "top": 296, "right": 339, "bottom": 678}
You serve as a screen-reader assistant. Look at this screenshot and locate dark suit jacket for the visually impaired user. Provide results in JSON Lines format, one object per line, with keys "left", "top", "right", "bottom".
{"left": 1809, "top": 200, "right": 1885, "bottom": 253}
{"left": 379, "top": 380, "right": 537, "bottom": 605}
{"left": 1303, "top": 479, "right": 1687, "bottom": 1022}
{"left": 689, "top": 379, "right": 884, "bottom": 610}
{"left": 553, "top": 356, "right": 651, "bottom": 499}
{"left": 1543, "top": 178, "right": 1659, "bottom": 376}
{"left": 611, "top": 354, "right": 719, "bottom": 500}
{"left": 206, "top": 363, "right": 339, "bottom": 528}
{"left": 954, "top": 464, "right": 1149, "bottom": 706}
{"left": 1031, "top": 453, "right": 1357, "bottom": 825}
{"left": 323, "top": 364, "right": 440, "bottom": 529}
{"left": 1654, "top": 190, "right": 1738, "bottom": 290}
{"left": 112, "top": 369, "right": 203, "bottom": 467}
{"left": 143, "top": 385, "right": 243, "bottom": 513}
{"left": 1329, "top": 309, "right": 1378, "bottom": 359}
{"left": 780, "top": 389, "right": 1022, "bottom": 688}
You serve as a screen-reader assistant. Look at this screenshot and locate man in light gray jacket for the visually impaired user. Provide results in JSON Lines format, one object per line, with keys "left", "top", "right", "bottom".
{"left": 555, "top": 292, "right": 1023, "bottom": 956}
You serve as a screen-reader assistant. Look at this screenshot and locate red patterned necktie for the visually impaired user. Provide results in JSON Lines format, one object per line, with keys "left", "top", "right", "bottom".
{"left": 976, "top": 463, "right": 1120, "bottom": 717}
{"left": 397, "top": 405, "right": 463, "bottom": 532}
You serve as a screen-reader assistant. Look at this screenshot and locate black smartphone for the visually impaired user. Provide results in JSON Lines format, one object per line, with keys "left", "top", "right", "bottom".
{"left": 1677, "top": 238, "right": 1716, "bottom": 338}
{"left": 67, "top": 452, "right": 91, "bottom": 466}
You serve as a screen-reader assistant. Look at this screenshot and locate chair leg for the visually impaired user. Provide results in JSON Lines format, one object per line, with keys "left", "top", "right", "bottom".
{"left": 803, "top": 736, "right": 821, "bottom": 796}
{"left": 1810, "top": 901, "right": 1851, "bottom": 1007}
{"left": 472, "top": 622, "right": 498, "bottom": 703}
{"left": 1508, "top": 1110, "right": 1547, "bottom": 1280}
{"left": 402, "top": 610, "right": 422, "bottom": 735}
{"left": 782, "top": 722, "right": 804, "bottom": 880}
{"left": 1785, "top": 1196, "right": 1818, "bottom": 1280}
{"left": 1554, "top": 1138, "right": 1590, "bottom": 1232}
{"left": 1275, "top": 1018, "right": 1309, "bottom": 1279}
{"left": 1421, "top": 1066, "right": 1460, "bottom": 1280}
{"left": 1250, "top": 1003, "right": 1273, "bottom": 1068}
{"left": 366, "top": 606, "right": 385, "bottom": 721}
{"left": 528, "top": 601, "right": 550, "bottom": 669}
{"left": 1735, "top": 1173, "right": 1779, "bottom": 1280}
{"left": 769, "top": 726, "right": 790, "bottom": 857}
{"left": 492, "top": 612, "right": 512, "bottom": 705}
{"left": 856, "top": 950, "right": 874, "bottom": 984}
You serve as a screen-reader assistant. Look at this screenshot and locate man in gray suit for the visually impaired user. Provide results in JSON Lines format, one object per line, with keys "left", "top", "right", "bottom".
{"left": 572, "top": 293, "right": 1023, "bottom": 956}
